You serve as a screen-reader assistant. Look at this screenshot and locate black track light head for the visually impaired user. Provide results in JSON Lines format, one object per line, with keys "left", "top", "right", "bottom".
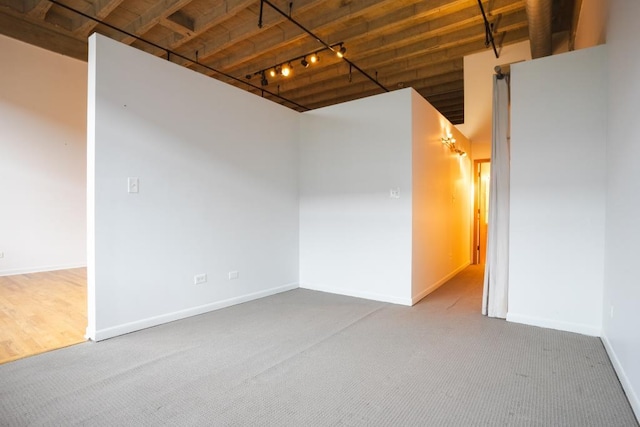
{"left": 301, "top": 57, "right": 309, "bottom": 68}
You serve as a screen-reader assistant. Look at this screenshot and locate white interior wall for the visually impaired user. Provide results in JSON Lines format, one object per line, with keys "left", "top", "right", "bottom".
{"left": 299, "top": 90, "right": 414, "bottom": 305}
{"left": 602, "top": 0, "right": 640, "bottom": 417}
{"left": 509, "top": 46, "right": 607, "bottom": 336}
{"left": 455, "top": 41, "right": 531, "bottom": 160}
{"left": 0, "top": 35, "right": 87, "bottom": 276}
{"left": 88, "top": 34, "right": 300, "bottom": 340}
{"left": 411, "top": 91, "right": 471, "bottom": 302}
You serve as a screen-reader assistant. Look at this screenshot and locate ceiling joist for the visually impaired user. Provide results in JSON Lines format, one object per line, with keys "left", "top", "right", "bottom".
{"left": 0, "top": 0, "right": 574, "bottom": 124}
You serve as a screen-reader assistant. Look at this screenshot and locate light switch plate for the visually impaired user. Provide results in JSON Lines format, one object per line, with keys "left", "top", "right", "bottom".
{"left": 128, "top": 177, "right": 139, "bottom": 193}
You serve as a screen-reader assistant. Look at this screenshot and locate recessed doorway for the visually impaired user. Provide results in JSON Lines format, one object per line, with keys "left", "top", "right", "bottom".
{"left": 474, "top": 159, "right": 491, "bottom": 264}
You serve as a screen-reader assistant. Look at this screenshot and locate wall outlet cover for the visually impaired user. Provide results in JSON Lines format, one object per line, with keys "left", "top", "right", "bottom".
{"left": 194, "top": 273, "right": 207, "bottom": 285}
{"left": 228, "top": 271, "right": 239, "bottom": 280}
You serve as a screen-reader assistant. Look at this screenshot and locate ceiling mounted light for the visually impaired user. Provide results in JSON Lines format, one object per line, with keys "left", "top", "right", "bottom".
{"left": 248, "top": 42, "right": 354, "bottom": 88}
{"left": 281, "top": 63, "right": 292, "bottom": 77}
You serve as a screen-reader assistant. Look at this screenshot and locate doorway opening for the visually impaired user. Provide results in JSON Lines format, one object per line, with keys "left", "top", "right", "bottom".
{"left": 474, "top": 159, "right": 491, "bottom": 264}
{"left": 0, "top": 269, "right": 87, "bottom": 364}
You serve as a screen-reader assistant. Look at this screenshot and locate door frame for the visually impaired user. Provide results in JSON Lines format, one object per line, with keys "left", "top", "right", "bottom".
{"left": 473, "top": 158, "right": 491, "bottom": 264}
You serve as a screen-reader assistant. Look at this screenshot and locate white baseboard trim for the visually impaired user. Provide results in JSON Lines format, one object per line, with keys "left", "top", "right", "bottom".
{"left": 506, "top": 312, "right": 601, "bottom": 337}
{"left": 299, "top": 284, "right": 412, "bottom": 306}
{"left": 0, "top": 263, "right": 87, "bottom": 277}
{"left": 411, "top": 262, "right": 471, "bottom": 305}
{"left": 601, "top": 334, "right": 640, "bottom": 421}
{"left": 88, "top": 282, "right": 299, "bottom": 341}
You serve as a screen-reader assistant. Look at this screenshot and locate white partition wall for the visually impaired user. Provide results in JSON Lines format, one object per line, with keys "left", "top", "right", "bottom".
{"left": 509, "top": 46, "right": 607, "bottom": 336}
{"left": 0, "top": 35, "right": 87, "bottom": 276}
{"left": 87, "top": 34, "right": 300, "bottom": 340}
{"left": 602, "top": 0, "right": 640, "bottom": 417}
{"left": 299, "top": 90, "right": 414, "bottom": 304}
{"left": 299, "top": 88, "right": 471, "bottom": 305}
{"left": 88, "top": 35, "right": 473, "bottom": 339}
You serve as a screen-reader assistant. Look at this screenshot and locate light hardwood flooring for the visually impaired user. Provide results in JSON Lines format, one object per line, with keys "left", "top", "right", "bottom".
{"left": 0, "top": 268, "right": 87, "bottom": 364}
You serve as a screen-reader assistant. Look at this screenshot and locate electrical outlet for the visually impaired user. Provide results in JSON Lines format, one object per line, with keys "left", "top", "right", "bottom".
{"left": 390, "top": 188, "right": 400, "bottom": 199}
{"left": 228, "top": 271, "right": 239, "bottom": 280}
{"left": 128, "top": 177, "right": 139, "bottom": 193}
{"left": 0, "top": 252, "right": 4, "bottom": 259}
{"left": 194, "top": 273, "right": 207, "bottom": 285}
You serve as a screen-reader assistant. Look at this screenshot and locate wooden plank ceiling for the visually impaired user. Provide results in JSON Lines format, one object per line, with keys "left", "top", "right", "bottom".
{"left": 0, "top": 0, "right": 575, "bottom": 124}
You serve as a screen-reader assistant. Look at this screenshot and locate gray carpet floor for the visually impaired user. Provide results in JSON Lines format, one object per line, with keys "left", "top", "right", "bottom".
{"left": 0, "top": 265, "right": 637, "bottom": 426}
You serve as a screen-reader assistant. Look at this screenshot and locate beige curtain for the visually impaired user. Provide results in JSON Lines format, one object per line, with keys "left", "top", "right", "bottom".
{"left": 482, "top": 74, "right": 510, "bottom": 318}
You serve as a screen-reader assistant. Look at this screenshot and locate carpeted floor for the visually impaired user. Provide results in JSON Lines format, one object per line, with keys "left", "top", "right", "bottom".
{"left": 0, "top": 265, "right": 637, "bottom": 426}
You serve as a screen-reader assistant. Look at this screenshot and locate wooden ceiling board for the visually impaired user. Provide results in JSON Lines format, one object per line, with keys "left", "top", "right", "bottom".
{"left": 0, "top": 0, "right": 573, "bottom": 123}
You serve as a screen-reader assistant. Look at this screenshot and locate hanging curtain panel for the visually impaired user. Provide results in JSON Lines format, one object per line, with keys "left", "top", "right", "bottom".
{"left": 482, "top": 75, "right": 510, "bottom": 318}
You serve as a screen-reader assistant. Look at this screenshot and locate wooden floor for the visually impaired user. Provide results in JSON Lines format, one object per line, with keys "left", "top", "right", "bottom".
{"left": 0, "top": 268, "right": 87, "bottom": 364}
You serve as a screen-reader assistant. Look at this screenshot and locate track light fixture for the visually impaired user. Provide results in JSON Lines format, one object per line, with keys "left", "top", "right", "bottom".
{"left": 281, "top": 63, "right": 292, "bottom": 77}
{"left": 261, "top": 71, "right": 269, "bottom": 86}
{"left": 256, "top": 0, "right": 388, "bottom": 93}
{"left": 246, "top": 44, "right": 341, "bottom": 83}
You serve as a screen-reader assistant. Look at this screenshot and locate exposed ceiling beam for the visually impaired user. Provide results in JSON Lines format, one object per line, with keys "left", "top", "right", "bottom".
{"left": 0, "top": 10, "right": 87, "bottom": 59}
{"left": 72, "top": 0, "right": 127, "bottom": 38}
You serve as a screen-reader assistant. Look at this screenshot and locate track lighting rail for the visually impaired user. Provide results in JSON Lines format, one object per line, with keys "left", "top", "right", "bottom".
{"left": 258, "top": 0, "right": 389, "bottom": 93}
{"left": 47, "top": 0, "right": 309, "bottom": 111}
{"left": 247, "top": 43, "right": 342, "bottom": 85}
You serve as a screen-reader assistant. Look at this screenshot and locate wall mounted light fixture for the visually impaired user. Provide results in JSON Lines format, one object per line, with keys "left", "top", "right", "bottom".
{"left": 442, "top": 133, "right": 467, "bottom": 157}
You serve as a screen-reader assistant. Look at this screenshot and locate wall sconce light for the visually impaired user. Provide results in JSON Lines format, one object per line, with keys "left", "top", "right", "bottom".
{"left": 442, "top": 133, "right": 466, "bottom": 157}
